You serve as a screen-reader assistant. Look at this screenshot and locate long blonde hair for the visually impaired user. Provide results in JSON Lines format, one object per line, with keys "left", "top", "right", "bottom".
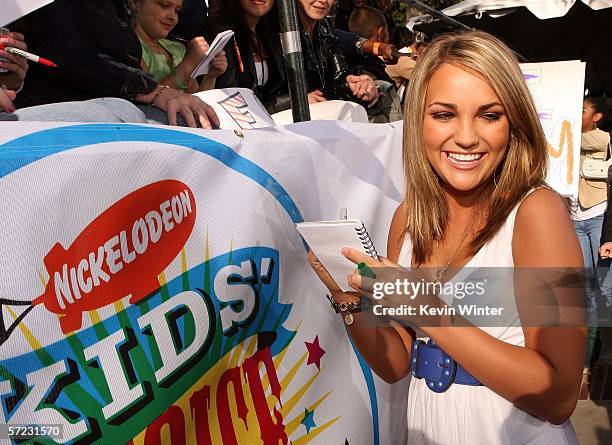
{"left": 403, "top": 31, "right": 548, "bottom": 265}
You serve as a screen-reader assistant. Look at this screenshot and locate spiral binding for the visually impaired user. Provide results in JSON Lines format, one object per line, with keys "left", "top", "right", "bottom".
{"left": 355, "top": 222, "right": 379, "bottom": 260}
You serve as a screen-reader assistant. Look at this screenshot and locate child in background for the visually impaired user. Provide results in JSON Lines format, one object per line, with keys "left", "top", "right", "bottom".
{"left": 129, "top": 0, "right": 227, "bottom": 92}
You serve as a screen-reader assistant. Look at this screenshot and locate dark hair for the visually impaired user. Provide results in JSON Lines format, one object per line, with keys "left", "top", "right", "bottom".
{"left": 389, "top": 26, "right": 414, "bottom": 48}
{"left": 584, "top": 95, "right": 609, "bottom": 121}
{"left": 208, "top": 0, "right": 221, "bottom": 15}
{"left": 348, "top": 6, "right": 386, "bottom": 39}
{"left": 213, "top": 0, "right": 276, "bottom": 58}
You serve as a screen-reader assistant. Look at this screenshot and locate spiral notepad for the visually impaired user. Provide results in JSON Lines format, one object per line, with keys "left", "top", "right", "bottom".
{"left": 296, "top": 219, "right": 379, "bottom": 292}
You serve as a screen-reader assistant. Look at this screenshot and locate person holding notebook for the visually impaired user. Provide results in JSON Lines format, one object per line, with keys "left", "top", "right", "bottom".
{"left": 128, "top": 0, "right": 227, "bottom": 92}
{"left": 202, "top": 0, "right": 398, "bottom": 116}
{"left": 308, "top": 31, "right": 585, "bottom": 444}
{"left": 202, "top": 0, "right": 289, "bottom": 114}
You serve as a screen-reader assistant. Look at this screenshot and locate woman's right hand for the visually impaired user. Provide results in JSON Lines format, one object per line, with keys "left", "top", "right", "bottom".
{"left": 151, "top": 87, "right": 219, "bottom": 128}
{"left": 600, "top": 242, "right": 612, "bottom": 259}
{"left": 307, "top": 250, "right": 360, "bottom": 303}
{"left": 0, "top": 88, "right": 16, "bottom": 113}
{"left": 308, "top": 90, "right": 326, "bottom": 104}
{"left": 0, "top": 31, "right": 29, "bottom": 90}
{"left": 181, "top": 37, "right": 209, "bottom": 71}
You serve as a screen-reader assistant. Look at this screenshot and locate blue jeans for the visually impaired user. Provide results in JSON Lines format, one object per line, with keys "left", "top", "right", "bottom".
{"left": 0, "top": 98, "right": 148, "bottom": 123}
{"left": 574, "top": 214, "right": 612, "bottom": 365}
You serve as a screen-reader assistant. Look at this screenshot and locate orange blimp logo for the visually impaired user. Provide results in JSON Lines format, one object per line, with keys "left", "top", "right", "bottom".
{"left": 32, "top": 180, "right": 196, "bottom": 334}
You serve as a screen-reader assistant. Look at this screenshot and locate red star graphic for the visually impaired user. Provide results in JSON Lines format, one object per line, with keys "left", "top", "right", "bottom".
{"left": 305, "top": 335, "right": 326, "bottom": 370}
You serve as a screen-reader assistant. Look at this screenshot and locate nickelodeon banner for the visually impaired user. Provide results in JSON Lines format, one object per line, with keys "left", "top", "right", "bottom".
{"left": 0, "top": 121, "right": 407, "bottom": 445}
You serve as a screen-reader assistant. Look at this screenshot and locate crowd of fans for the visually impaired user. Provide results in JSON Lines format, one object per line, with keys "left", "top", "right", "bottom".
{"left": 0, "top": 0, "right": 423, "bottom": 126}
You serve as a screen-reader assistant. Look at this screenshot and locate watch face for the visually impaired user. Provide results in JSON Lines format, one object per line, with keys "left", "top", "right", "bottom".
{"left": 344, "top": 313, "right": 354, "bottom": 326}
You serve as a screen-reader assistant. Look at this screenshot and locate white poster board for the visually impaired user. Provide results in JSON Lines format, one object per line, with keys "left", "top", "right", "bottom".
{"left": 1, "top": 0, "right": 53, "bottom": 27}
{"left": 194, "top": 88, "right": 275, "bottom": 130}
{"left": 521, "top": 60, "right": 585, "bottom": 197}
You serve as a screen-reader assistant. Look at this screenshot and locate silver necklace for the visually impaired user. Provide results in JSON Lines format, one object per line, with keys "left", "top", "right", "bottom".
{"left": 432, "top": 212, "right": 477, "bottom": 283}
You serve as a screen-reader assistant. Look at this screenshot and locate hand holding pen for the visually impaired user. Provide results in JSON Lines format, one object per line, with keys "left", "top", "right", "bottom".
{"left": 0, "top": 30, "right": 29, "bottom": 91}
{"left": 0, "top": 30, "right": 56, "bottom": 114}
{"left": 0, "top": 43, "right": 57, "bottom": 68}
{"left": 0, "top": 30, "right": 57, "bottom": 70}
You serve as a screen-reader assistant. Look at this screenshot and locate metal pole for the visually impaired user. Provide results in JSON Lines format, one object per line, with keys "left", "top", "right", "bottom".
{"left": 403, "top": 0, "right": 472, "bottom": 31}
{"left": 277, "top": 0, "right": 311, "bottom": 122}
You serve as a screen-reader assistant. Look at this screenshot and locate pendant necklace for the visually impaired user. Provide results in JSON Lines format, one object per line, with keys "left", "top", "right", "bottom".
{"left": 432, "top": 209, "right": 479, "bottom": 284}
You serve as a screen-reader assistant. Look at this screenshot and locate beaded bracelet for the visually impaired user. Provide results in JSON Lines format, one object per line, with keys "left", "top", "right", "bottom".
{"left": 326, "top": 294, "right": 361, "bottom": 313}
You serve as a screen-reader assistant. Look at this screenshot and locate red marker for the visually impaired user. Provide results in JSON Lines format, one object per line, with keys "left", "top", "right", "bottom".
{"left": 0, "top": 44, "right": 57, "bottom": 67}
{"left": 233, "top": 40, "right": 244, "bottom": 73}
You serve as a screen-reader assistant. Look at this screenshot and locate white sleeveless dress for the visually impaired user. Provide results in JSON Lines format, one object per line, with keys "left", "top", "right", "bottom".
{"left": 397, "top": 195, "right": 580, "bottom": 445}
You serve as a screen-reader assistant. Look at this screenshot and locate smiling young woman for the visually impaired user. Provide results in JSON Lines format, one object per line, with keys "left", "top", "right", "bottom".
{"left": 298, "top": 0, "right": 335, "bottom": 32}
{"left": 308, "top": 30, "right": 586, "bottom": 444}
{"left": 402, "top": 33, "right": 550, "bottom": 265}
{"left": 202, "top": 0, "right": 290, "bottom": 113}
{"left": 422, "top": 63, "right": 510, "bottom": 196}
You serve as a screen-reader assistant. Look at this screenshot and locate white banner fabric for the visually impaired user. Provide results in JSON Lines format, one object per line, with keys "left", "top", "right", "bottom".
{"left": 0, "top": 121, "right": 408, "bottom": 445}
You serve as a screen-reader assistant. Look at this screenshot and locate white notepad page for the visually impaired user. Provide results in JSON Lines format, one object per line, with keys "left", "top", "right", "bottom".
{"left": 191, "top": 30, "right": 235, "bottom": 78}
{"left": 296, "top": 219, "right": 377, "bottom": 292}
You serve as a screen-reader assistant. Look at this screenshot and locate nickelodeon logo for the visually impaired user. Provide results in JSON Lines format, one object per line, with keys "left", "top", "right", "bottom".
{"left": 32, "top": 180, "right": 196, "bottom": 333}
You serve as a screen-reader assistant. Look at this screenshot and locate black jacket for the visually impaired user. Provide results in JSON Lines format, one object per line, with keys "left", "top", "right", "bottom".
{"left": 301, "top": 17, "right": 361, "bottom": 104}
{"left": 16, "top": 0, "right": 157, "bottom": 108}
{"left": 201, "top": 17, "right": 289, "bottom": 114}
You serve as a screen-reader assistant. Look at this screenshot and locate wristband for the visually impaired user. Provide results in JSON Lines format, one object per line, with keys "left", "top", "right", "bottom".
{"left": 15, "top": 80, "right": 24, "bottom": 94}
{"left": 373, "top": 42, "right": 381, "bottom": 56}
{"left": 325, "top": 294, "right": 373, "bottom": 326}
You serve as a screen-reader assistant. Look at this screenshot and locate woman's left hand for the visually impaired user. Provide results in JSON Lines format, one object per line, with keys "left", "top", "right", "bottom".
{"left": 600, "top": 242, "right": 612, "bottom": 259}
{"left": 346, "top": 75, "right": 379, "bottom": 107}
{"left": 0, "top": 32, "right": 28, "bottom": 90}
{"left": 0, "top": 88, "right": 16, "bottom": 113}
{"left": 343, "top": 248, "right": 444, "bottom": 323}
{"left": 207, "top": 51, "right": 227, "bottom": 78}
